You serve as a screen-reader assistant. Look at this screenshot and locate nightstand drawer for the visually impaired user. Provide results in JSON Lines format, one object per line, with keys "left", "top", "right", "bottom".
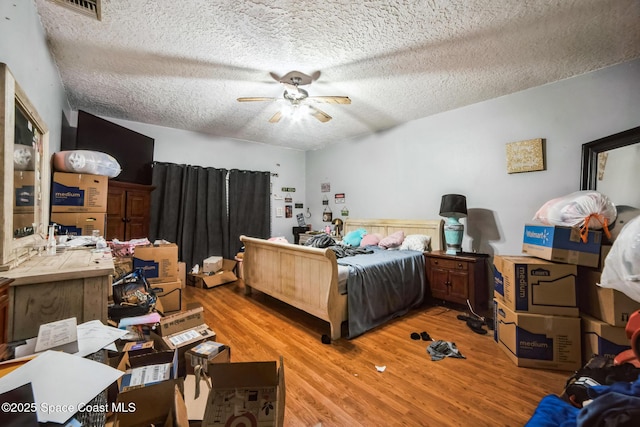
{"left": 429, "top": 258, "right": 468, "bottom": 271}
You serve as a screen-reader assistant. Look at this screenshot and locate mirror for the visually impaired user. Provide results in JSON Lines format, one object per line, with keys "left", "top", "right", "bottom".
{"left": 1, "top": 63, "right": 49, "bottom": 269}
{"left": 581, "top": 126, "right": 640, "bottom": 204}
{"left": 581, "top": 126, "right": 640, "bottom": 237}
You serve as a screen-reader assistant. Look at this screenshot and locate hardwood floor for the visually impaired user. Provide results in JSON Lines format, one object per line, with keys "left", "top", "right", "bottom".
{"left": 182, "top": 281, "right": 569, "bottom": 427}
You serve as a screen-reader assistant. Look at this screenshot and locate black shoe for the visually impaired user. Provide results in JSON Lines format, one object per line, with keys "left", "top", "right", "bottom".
{"left": 466, "top": 319, "right": 487, "bottom": 335}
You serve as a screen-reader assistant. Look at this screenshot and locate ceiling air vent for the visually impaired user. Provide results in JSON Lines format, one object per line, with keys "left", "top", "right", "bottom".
{"left": 50, "top": 0, "right": 101, "bottom": 21}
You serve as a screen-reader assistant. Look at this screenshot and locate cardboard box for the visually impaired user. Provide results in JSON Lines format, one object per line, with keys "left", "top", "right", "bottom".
{"left": 51, "top": 212, "right": 106, "bottom": 236}
{"left": 203, "top": 256, "right": 223, "bottom": 273}
{"left": 117, "top": 348, "right": 179, "bottom": 392}
{"left": 522, "top": 224, "right": 602, "bottom": 267}
{"left": 185, "top": 345, "right": 231, "bottom": 376}
{"left": 581, "top": 314, "right": 631, "bottom": 364}
{"left": 51, "top": 172, "right": 108, "bottom": 212}
{"left": 122, "top": 340, "right": 155, "bottom": 353}
{"left": 577, "top": 265, "right": 640, "bottom": 327}
{"left": 156, "top": 304, "right": 205, "bottom": 337}
{"left": 113, "top": 256, "right": 133, "bottom": 280}
{"left": 114, "top": 378, "right": 187, "bottom": 427}
{"left": 202, "top": 357, "right": 285, "bottom": 427}
{"left": 14, "top": 170, "right": 35, "bottom": 213}
{"left": 133, "top": 243, "right": 179, "bottom": 284}
{"left": 154, "top": 280, "right": 182, "bottom": 313}
{"left": 493, "top": 255, "right": 578, "bottom": 316}
{"left": 178, "top": 261, "right": 187, "bottom": 289}
{"left": 189, "top": 259, "right": 237, "bottom": 289}
{"left": 152, "top": 325, "right": 217, "bottom": 377}
{"left": 185, "top": 341, "right": 228, "bottom": 374}
{"left": 494, "top": 299, "right": 582, "bottom": 371}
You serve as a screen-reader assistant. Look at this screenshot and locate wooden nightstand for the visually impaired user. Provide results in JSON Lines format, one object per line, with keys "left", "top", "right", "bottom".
{"left": 424, "top": 250, "right": 489, "bottom": 311}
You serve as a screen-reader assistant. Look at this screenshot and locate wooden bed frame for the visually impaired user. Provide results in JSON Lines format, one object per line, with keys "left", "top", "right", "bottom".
{"left": 240, "top": 218, "right": 444, "bottom": 340}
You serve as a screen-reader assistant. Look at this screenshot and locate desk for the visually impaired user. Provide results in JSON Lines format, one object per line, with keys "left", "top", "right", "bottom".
{"left": 0, "top": 249, "right": 114, "bottom": 341}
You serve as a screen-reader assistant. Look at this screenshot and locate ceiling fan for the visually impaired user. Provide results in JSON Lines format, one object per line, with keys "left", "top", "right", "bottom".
{"left": 237, "top": 71, "right": 351, "bottom": 123}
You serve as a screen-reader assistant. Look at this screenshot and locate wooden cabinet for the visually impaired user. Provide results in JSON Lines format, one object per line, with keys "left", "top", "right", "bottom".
{"left": 107, "top": 181, "right": 154, "bottom": 241}
{"left": 2, "top": 250, "right": 114, "bottom": 341}
{"left": 424, "top": 251, "right": 489, "bottom": 311}
{"left": 0, "top": 278, "right": 12, "bottom": 346}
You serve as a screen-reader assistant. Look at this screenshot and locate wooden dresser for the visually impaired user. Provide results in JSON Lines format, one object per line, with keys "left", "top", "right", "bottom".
{"left": 424, "top": 250, "right": 489, "bottom": 312}
{"left": 0, "top": 278, "right": 12, "bottom": 347}
{"left": 0, "top": 249, "right": 114, "bottom": 341}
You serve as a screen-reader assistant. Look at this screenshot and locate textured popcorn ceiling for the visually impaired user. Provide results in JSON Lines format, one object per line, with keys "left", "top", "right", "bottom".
{"left": 35, "top": 0, "right": 640, "bottom": 151}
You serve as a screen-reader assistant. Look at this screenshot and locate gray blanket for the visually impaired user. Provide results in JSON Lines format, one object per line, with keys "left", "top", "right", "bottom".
{"left": 337, "top": 247, "right": 426, "bottom": 338}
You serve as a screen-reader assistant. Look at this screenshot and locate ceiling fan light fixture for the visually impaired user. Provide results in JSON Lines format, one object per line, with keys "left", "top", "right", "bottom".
{"left": 238, "top": 70, "right": 349, "bottom": 123}
{"left": 284, "top": 87, "right": 308, "bottom": 102}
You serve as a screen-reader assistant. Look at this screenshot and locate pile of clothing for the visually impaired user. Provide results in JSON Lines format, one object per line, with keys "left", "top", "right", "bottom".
{"left": 526, "top": 356, "right": 640, "bottom": 427}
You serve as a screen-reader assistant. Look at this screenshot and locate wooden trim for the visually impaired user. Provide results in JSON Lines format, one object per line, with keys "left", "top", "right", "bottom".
{"left": 108, "top": 181, "right": 155, "bottom": 191}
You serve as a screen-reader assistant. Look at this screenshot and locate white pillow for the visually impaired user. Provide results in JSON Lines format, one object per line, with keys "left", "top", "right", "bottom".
{"left": 400, "top": 234, "right": 431, "bottom": 251}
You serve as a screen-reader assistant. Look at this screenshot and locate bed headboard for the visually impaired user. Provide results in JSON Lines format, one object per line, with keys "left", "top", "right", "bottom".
{"left": 343, "top": 218, "right": 444, "bottom": 252}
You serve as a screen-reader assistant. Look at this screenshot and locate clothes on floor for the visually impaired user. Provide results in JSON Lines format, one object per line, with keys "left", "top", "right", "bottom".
{"left": 427, "top": 340, "right": 465, "bottom": 361}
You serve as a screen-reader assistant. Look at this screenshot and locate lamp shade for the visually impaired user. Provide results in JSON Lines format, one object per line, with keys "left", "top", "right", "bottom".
{"left": 439, "top": 194, "right": 467, "bottom": 218}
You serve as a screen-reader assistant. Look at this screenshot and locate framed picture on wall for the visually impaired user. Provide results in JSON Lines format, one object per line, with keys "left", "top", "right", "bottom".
{"left": 506, "top": 138, "right": 546, "bottom": 173}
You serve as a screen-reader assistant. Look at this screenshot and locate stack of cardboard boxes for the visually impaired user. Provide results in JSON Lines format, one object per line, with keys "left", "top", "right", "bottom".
{"left": 493, "top": 223, "right": 620, "bottom": 371}
{"left": 576, "top": 245, "right": 639, "bottom": 364}
{"left": 187, "top": 255, "right": 238, "bottom": 289}
{"left": 50, "top": 172, "right": 108, "bottom": 236}
{"left": 109, "top": 305, "right": 285, "bottom": 426}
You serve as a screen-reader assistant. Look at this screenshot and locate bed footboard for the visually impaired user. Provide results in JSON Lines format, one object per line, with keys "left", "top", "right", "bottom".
{"left": 240, "top": 235, "right": 348, "bottom": 340}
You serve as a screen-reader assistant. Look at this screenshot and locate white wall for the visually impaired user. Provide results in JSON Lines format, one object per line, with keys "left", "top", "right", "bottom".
{"left": 98, "top": 118, "right": 307, "bottom": 240}
{"left": 0, "top": 0, "right": 68, "bottom": 153}
{"left": 306, "top": 59, "right": 640, "bottom": 257}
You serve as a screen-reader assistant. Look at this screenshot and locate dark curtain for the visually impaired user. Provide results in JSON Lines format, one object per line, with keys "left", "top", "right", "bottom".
{"left": 228, "top": 169, "right": 271, "bottom": 254}
{"left": 149, "top": 162, "right": 228, "bottom": 270}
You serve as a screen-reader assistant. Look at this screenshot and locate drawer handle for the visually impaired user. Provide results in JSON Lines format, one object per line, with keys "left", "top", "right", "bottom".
{"left": 433, "top": 260, "right": 439, "bottom": 265}
{"left": 457, "top": 263, "right": 463, "bottom": 269}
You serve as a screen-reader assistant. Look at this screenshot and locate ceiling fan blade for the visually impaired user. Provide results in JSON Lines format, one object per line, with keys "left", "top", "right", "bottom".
{"left": 237, "top": 97, "right": 277, "bottom": 102}
{"left": 308, "top": 96, "right": 351, "bottom": 104}
{"left": 309, "top": 106, "right": 332, "bottom": 123}
{"left": 269, "top": 111, "right": 283, "bottom": 123}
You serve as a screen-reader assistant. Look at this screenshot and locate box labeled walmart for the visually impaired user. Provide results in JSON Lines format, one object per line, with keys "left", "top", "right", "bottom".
{"left": 522, "top": 224, "right": 602, "bottom": 267}
{"left": 494, "top": 299, "right": 581, "bottom": 371}
{"left": 493, "top": 255, "right": 578, "bottom": 316}
{"left": 581, "top": 314, "right": 630, "bottom": 364}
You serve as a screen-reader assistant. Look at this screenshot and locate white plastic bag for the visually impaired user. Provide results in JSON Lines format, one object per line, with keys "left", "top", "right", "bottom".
{"left": 599, "top": 214, "right": 640, "bottom": 303}
{"left": 52, "top": 150, "right": 122, "bottom": 178}
{"left": 533, "top": 190, "right": 617, "bottom": 238}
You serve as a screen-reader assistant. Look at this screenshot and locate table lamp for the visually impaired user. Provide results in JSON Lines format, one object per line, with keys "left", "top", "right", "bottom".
{"left": 439, "top": 194, "right": 467, "bottom": 254}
